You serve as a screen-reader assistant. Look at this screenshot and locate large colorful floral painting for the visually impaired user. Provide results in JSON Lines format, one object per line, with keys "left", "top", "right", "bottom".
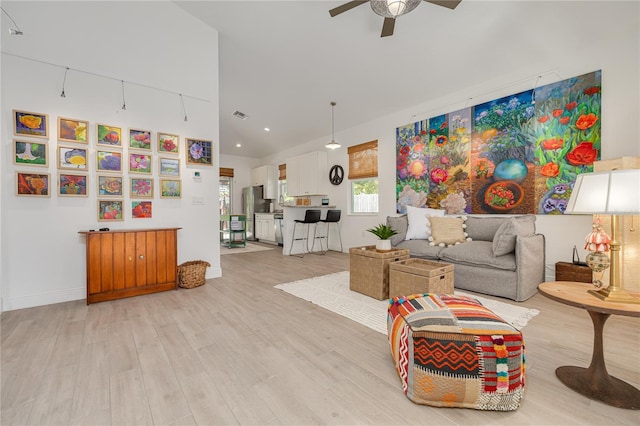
{"left": 396, "top": 70, "right": 601, "bottom": 215}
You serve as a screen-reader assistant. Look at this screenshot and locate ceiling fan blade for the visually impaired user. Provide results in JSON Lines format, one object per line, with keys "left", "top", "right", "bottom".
{"left": 329, "top": 1, "right": 370, "bottom": 17}
{"left": 424, "top": 0, "right": 462, "bottom": 10}
{"left": 381, "top": 17, "right": 395, "bottom": 37}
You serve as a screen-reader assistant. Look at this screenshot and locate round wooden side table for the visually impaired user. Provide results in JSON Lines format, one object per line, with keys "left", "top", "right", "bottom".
{"left": 538, "top": 281, "right": 640, "bottom": 409}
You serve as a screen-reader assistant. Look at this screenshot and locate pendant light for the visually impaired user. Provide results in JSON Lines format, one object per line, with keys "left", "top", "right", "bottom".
{"left": 325, "top": 101, "right": 341, "bottom": 150}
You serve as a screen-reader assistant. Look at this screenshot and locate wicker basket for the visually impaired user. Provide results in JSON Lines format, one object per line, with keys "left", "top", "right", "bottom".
{"left": 177, "top": 260, "right": 210, "bottom": 289}
{"left": 349, "top": 245, "right": 410, "bottom": 300}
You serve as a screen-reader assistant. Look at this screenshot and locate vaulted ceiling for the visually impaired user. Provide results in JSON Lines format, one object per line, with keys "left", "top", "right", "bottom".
{"left": 176, "top": 1, "right": 636, "bottom": 158}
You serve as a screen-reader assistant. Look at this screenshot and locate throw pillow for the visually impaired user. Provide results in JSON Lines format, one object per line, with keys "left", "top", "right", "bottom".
{"left": 427, "top": 216, "right": 471, "bottom": 247}
{"left": 405, "top": 206, "right": 445, "bottom": 240}
{"left": 386, "top": 215, "right": 408, "bottom": 246}
{"left": 492, "top": 217, "right": 534, "bottom": 256}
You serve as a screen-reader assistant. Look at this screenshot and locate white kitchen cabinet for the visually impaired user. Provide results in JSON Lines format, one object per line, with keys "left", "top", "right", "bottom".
{"left": 285, "top": 151, "right": 327, "bottom": 196}
{"left": 255, "top": 213, "right": 276, "bottom": 244}
{"left": 251, "top": 165, "right": 277, "bottom": 199}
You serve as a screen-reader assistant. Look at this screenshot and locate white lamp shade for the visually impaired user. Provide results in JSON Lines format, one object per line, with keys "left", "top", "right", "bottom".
{"left": 565, "top": 169, "right": 640, "bottom": 214}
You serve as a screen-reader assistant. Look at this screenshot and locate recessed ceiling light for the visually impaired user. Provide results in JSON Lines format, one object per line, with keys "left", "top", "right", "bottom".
{"left": 236, "top": 143, "right": 242, "bottom": 148}
{"left": 264, "top": 127, "right": 270, "bottom": 132}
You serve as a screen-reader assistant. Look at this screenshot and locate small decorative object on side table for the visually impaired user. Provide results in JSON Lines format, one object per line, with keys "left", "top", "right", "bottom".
{"left": 538, "top": 281, "right": 640, "bottom": 409}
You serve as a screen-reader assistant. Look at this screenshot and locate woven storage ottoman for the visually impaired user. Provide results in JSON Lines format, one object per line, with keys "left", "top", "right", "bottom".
{"left": 387, "top": 293, "right": 525, "bottom": 411}
{"left": 349, "top": 246, "right": 410, "bottom": 300}
{"left": 389, "top": 259, "right": 454, "bottom": 298}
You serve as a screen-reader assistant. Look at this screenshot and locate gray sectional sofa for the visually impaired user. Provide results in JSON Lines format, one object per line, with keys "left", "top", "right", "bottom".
{"left": 387, "top": 214, "right": 545, "bottom": 301}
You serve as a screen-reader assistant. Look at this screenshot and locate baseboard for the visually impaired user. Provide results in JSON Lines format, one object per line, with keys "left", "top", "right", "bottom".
{"left": 2, "top": 287, "right": 85, "bottom": 312}
{"left": 207, "top": 267, "right": 222, "bottom": 279}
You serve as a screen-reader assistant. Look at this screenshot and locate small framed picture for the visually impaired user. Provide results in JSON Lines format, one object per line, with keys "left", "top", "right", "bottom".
{"left": 58, "top": 173, "right": 88, "bottom": 197}
{"left": 130, "top": 177, "right": 154, "bottom": 198}
{"left": 132, "top": 201, "right": 152, "bottom": 219}
{"left": 185, "top": 138, "right": 213, "bottom": 166}
{"left": 58, "top": 117, "right": 89, "bottom": 143}
{"left": 129, "top": 128, "right": 152, "bottom": 150}
{"left": 13, "top": 139, "right": 48, "bottom": 167}
{"left": 16, "top": 171, "right": 50, "bottom": 197}
{"left": 160, "top": 179, "right": 181, "bottom": 198}
{"left": 97, "top": 175, "right": 124, "bottom": 197}
{"left": 13, "top": 110, "right": 48, "bottom": 139}
{"left": 98, "top": 200, "right": 124, "bottom": 221}
{"left": 158, "top": 132, "right": 179, "bottom": 154}
{"left": 129, "top": 152, "right": 152, "bottom": 174}
{"left": 96, "top": 124, "right": 122, "bottom": 147}
{"left": 58, "top": 146, "right": 88, "bottom": 170}
{"left": 97, "top": 150, "right": 122, "bottom": 173}
{"left": 159, "top": 157, "right": 180, "bottom": 177}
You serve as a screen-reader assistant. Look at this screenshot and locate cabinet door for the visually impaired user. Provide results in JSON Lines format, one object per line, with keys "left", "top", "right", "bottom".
{"left": 251, "top": 166, "right": 267, "bottom": 187}
{"left": 265, "top": 218, "right": 276, "bottom": 242}
{"left": 286, "top": 160, "right": 300, "bottom": 196}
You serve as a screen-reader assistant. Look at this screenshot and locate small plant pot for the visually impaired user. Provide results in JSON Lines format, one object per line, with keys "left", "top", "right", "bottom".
{"left": 376, "top": 240, "right": 392, "bottom": 252}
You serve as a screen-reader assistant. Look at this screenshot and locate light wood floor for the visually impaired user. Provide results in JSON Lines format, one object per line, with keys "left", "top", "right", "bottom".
{"left": 2, "top": 245, "right": 639, "bottom": 425}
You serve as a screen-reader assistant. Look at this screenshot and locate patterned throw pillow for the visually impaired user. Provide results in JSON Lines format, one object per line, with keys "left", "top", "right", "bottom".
{"left": 428, "top": 216, "right": 471, "bottom": 247}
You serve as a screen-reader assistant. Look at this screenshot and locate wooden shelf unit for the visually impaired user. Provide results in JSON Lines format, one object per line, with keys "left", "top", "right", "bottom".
{"left": 79, "top": 228, "right": 180, "bottom": 304}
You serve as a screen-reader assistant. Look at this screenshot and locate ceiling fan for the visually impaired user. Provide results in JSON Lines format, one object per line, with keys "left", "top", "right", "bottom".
{"left": 329, "top": 0, "right": 462, "bottom": 37}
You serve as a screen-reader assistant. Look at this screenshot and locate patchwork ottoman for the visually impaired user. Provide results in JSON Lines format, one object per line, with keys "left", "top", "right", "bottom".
{"left": 387, "top": 293, "right": 525, "bottom": 411}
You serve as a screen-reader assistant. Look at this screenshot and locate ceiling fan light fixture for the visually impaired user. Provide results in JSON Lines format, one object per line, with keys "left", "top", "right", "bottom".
{"left": 325, "top": 101, "right": 341, "bottom": 150}
{"left": 370, "top": 0, "right": 421, "bottom": 18}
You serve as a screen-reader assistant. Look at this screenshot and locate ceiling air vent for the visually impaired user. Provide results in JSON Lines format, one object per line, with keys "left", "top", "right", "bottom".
{"left": 232, "top": 110, "right": 249, "bottom": 120}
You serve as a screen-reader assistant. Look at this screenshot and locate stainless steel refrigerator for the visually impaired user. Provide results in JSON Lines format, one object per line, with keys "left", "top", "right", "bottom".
{"left": 242, "top": 186, "right": 268, "bottom": 240}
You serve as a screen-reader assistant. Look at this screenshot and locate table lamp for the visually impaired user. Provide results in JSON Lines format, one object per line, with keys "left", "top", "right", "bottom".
{"left": 565, "top": 169, "right": 640, "bottom": 303}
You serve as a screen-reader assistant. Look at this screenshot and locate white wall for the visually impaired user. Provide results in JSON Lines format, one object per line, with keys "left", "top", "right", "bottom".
{"left": 262, "top": 4, "right": 640, "bottom": 281}
{"left": 1, "top": 1, "right": 221, "bottom": 311}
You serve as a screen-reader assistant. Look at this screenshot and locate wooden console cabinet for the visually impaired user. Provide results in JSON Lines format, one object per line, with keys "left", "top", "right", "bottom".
{"left": 79, "top": 228, "right": 180, "bottom": 304}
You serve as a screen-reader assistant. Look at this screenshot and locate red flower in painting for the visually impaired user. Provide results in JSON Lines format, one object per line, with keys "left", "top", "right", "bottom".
{"left": 538, "top": 115, "right": 549, "bottom": 124}
{"left": 397, "top": 155, "right": 407, "bottom": 170}
{"left": 429, "top": 129, "right": 437, "bottom": 135}
{"left": 565, "top": 101, "right": 578, "bottom": 111}
{"left": 430, "top": 168, "right": 448, "bottom": 184}
{"left": 576, "top": 113, "right": 598, "bottom": 130}
{"left": 542, "top": 138, "right": 564, "bottom": 150}
{"left": 399, "top": 146, "right": 410, "bottom": 156}
{"left": 540, "top": 162, "right": 560, "bottom": 177}
{"left": 567, "top": 142, "right": 598, "bottom": 166}
{"left": 420, "top": 130, "right": 427, "bottom": 135}
{"left": 552, "top": 109, "right": 563, "bottom": 118}
{"left": 440, "top": 122, "right": 448, "bottom": 129}
{"left": 584, "top": 86, "right": 600, "bottom": 96}
{"left": 435, "top": 135, "right": 448, "bottom": 147}
{"left": 559, "top": 116, "right": 570, "bottom": 125}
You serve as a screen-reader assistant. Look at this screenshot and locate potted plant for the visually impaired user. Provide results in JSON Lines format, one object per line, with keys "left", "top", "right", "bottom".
{"left": 366, "top": 224, "right": 397, "bottom": 252}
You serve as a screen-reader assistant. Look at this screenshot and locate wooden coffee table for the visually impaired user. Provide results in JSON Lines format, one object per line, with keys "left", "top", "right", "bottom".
{"left": 538, "top": 281, "right": 640, "bottom": 409}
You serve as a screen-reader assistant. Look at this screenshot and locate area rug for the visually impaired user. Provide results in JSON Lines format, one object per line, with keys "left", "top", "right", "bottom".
{"left": 274, "top": 271, "right": 539, "bottom": 335}
{"left": 220, "top": 242, "right": 275, "bottom": 255}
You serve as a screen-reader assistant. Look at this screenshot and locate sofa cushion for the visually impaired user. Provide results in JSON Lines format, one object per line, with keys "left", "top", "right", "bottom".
{"left": 405, "top": 206, "right": 445, "bottom": 240}
{"left": 492, "top": 216, "right": 536, "bottom": 256}
{"left": 387, "top": 215, "right": 408, "bottom": 246}
{"left": 464, "top": 217, "right": 508, "bottom": 241}
{"left": 439, "top": 241, "right": 516, "bottom": 271}
{"left": 394, "top": 240, "right": 443, "bottom": 260}
{"left": 427, "top": 216, "right": 469, "bottom": 246}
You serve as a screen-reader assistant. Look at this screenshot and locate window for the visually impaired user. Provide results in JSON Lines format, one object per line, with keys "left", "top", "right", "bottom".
{"left": 348, "top": 140, "right": 378, "bottom": 213}
{"left": 277, "top": 163, "right": 294, "bottom": 205}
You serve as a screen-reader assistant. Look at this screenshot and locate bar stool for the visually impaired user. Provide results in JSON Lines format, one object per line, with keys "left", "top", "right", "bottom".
{"left": 319, "top": 209, "right": 342, "bottom": 253}
{"left": 288, "top": 209, "right": 321, "bottom": 258}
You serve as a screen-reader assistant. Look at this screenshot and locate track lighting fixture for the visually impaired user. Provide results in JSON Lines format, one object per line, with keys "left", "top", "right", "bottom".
{"left": 1, "top": 7, "right": 24, "bottom": 36}
{"left": 60, "top": 67, "right": 69, "bottom": 98}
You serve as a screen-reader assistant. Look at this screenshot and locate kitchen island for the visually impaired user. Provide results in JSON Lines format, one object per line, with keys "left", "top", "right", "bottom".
{"left": 282, "top": 205, "right": 338, "bottom": 256}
